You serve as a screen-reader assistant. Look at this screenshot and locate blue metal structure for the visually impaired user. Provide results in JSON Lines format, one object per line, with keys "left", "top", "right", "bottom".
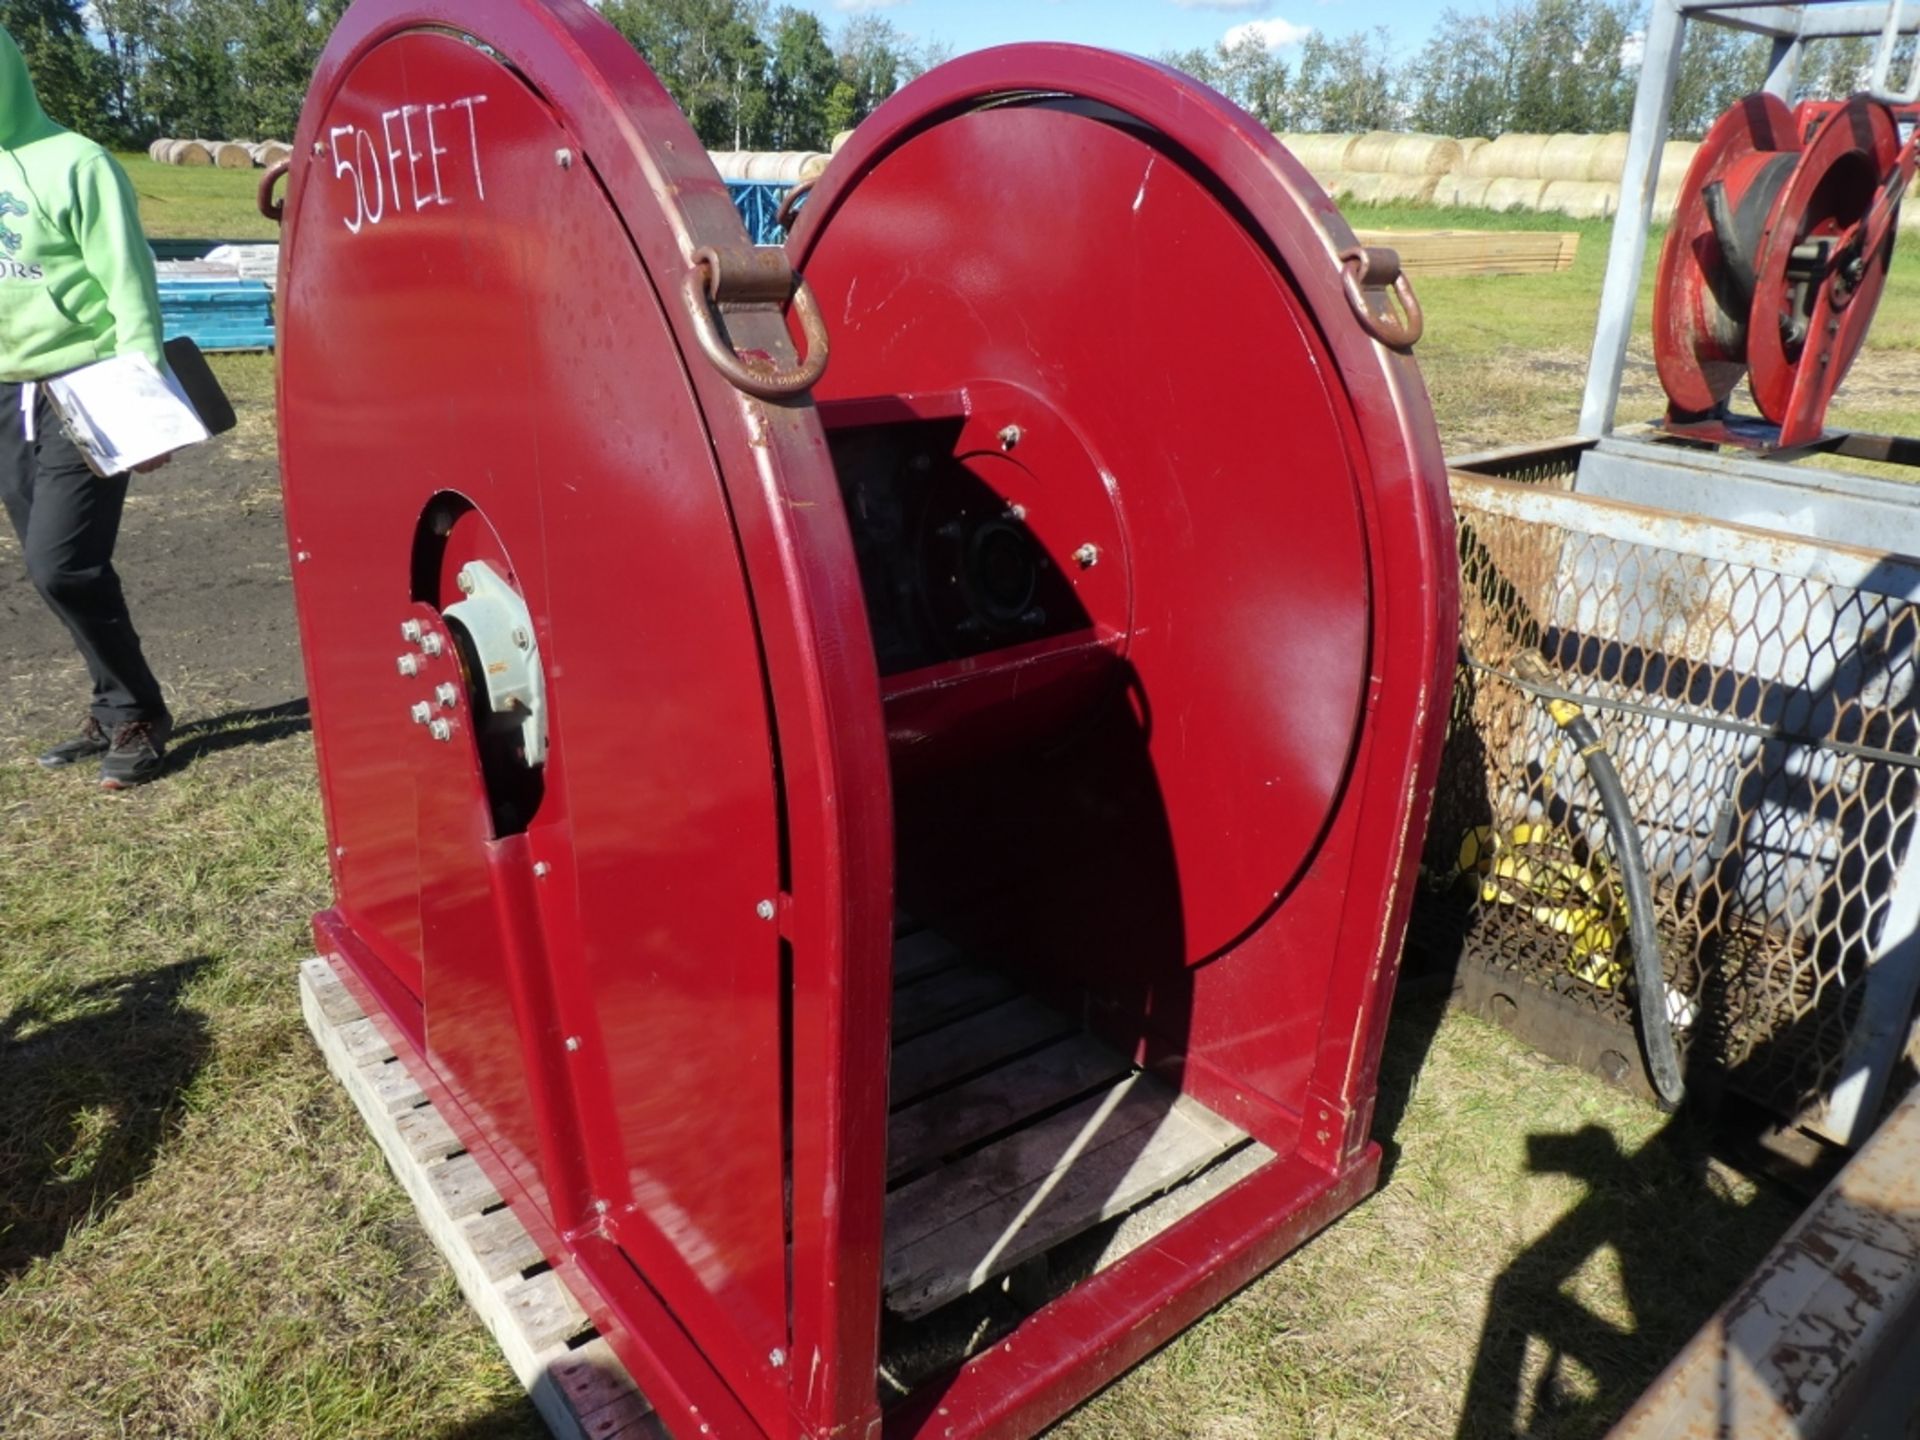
{"left": 159, "top": 278, "right": 276, "bottom": 352}
{"left": 725, "top": 179, "right": 792, "bottom": 245}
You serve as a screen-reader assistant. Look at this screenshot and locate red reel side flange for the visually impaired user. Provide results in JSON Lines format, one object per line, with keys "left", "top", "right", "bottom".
{"left": 1747, "top": 97, "right": 1900, "bottom": 443}
{"left": 1653, "top": 92, "right": 1802, "bottom": 419}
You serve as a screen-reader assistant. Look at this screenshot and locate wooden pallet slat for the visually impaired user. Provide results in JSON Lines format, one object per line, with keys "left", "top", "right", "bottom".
{"left": 891, "top": 965, "right": 1021, "bottom": 1042}
{"left": 883, "top": 1069, "right": 1249, "bottom": 1318}
{"left": 892, "top": 930, "right": 965, "bottom": 986}
{"left": 298, "top": 957, "right": 662, "bottom": 1440}
{"left": 887, "top": 1034, "right": 1133, "bottom": 1181}
{"left": 890, "top": 996, "right": 1079, "bottom": 1107}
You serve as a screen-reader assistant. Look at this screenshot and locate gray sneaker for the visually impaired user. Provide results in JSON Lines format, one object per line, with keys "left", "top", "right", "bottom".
{"left": 99, "top": 719, "right": 171, "bottom": 790}
{"left": 38, "top": 716, "right": 110, "bottom": 768}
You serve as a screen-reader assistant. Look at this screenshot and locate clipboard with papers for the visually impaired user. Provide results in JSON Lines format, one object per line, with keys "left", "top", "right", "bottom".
{"left": 44, "top": 350, "right": 213, "bottom": 477}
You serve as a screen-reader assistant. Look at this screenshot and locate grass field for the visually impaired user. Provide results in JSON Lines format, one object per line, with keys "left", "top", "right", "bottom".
{"left": 2, "top": 155, "right": 1894, "bottom": 1438}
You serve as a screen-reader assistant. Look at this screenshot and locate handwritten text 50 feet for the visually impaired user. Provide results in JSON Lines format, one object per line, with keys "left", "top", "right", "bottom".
{"left": 327, "top": 94, "right": 489, "bottom": 235}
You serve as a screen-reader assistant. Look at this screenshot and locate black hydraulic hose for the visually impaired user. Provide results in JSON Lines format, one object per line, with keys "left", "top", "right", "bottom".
{"left": 1514, "top": 654, "right": 1686, "bottom": 1111}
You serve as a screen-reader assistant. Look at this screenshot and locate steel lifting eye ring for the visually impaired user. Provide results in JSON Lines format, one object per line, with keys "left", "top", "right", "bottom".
{"left": 681, "top": 250, "right": 830, "bottom": 400}
{"left": 259, "top": 159, "right": 291, "bottom": 224}
{"left": 775, "top": 175, "right": 817, "bottom": 234}
{"left": 1339, "top": 245, "right": 1424, "bottom": 350}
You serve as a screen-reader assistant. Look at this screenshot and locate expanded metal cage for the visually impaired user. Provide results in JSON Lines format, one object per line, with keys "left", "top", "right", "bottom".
{"left": 1419, "top": 459, "right": 1920, "bottom": 1143}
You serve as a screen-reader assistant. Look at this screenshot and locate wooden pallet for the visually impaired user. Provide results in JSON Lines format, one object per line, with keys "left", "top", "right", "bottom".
{"left": 881, "top": 933, "right": 1253, "bottom": 1320}
{"left": 304, "top": 934, "right": 1260, "bottom": 1424}
{"left": 298, "top": 958, "right": 663, "bottom": 1440}
{"left": 1354, "top": 227, "right": 1580, "bottom": 277}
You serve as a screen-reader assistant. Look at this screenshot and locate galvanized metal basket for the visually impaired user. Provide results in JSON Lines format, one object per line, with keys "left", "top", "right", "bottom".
{"left": 1418, "top": 448, "right": 1920, "bottom": 1145}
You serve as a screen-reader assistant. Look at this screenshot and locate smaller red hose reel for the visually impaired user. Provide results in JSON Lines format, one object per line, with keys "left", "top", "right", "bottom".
{"left": 1654, "top": 91, "right": 1914, "bottom": 448}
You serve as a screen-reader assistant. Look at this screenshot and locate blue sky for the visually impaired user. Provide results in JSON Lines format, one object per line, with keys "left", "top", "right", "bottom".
{"left": 777, "top": 0, "right": 1403, "bottom": 63}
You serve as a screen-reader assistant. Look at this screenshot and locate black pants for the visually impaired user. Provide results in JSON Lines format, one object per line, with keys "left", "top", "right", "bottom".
{"left": 0, "top": 381, "right": 167, "bottom": 727}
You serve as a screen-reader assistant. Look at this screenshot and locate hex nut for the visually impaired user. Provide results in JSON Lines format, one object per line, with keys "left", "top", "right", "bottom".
{"left": 428, "top": 718, "right": 453, "bottom": 741}
{"left": 1073, "top": 543, "right": 1100, "bottom": 568}
{"left": 420, "top": 632, "right": 445, "bottom": 656}
{"left": 397, "top": 655, "right": 421, "bottom": 677}
{"left": 435, "top": 682, "right": 459, "bottom": 708}
{"left": 401, "top": 619, "right": 424, "bottom": 643}
{"left": 410, "top": 701, "right": 432, "bottom": 724}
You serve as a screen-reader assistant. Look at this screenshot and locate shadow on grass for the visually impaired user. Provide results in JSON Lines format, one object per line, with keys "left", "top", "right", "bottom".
{"left": 0, "top": 957, "right": 212, "bottom": 1283}
{"left": 434, "top": 1395, "right": 549, "bottom": 1439}
{"left": 1452, "top": 1113, "right": 1796, "bottom": 1440}
{"left": 166, "top": 697, "right": 310, "bottom": 771}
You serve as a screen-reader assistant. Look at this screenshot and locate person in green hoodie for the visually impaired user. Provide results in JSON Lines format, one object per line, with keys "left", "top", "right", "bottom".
{"left": 0, "top": 23, "right": 174, "bottom": 788}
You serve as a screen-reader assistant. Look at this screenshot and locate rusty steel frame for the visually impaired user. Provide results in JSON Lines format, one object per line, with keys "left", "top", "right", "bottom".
{"left": 1607, "top": 1089, "right": 1920, "bottom": 1438}
{"left": 1435, "top": 460, "right": 1920, "bottom": 1146}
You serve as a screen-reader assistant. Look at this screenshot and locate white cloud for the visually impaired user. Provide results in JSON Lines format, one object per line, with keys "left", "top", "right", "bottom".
{"left": 1223, "top": 16, "right": 1312, "bottom": 47}
{"left": 1172, "top": 0, "right": 1271, "bottom": 11}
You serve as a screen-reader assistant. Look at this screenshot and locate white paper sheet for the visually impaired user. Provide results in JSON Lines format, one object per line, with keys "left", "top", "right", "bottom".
{"left": 46, "top": 353, "right": 211, "bottom": 475}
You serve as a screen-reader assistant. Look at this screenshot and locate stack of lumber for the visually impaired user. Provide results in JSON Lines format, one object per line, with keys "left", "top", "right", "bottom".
{"left": 1353, "top": 227, "right": 1580, "bottom": 277}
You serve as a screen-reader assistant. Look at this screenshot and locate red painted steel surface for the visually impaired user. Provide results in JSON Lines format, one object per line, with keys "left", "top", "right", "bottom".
{"left": 1655, "top": 92, "right": 1909, "bottom": 447}
{"left": 279, "top": 7, "right": 1455, "bottom": 1437}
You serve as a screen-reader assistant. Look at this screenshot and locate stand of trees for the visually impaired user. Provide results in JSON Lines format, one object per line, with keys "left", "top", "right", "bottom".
{"left": 1, "top": 0, "right": 1905, "bottom": 151}
{"left": 1165, "top": 0, "right": 1906, "bottom": 141}
{"left": 3, "top": 0, "right": 940, "bottom": 150}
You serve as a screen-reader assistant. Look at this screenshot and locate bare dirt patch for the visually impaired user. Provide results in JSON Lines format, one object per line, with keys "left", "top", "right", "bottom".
{"left": 0, "top": 432, "right": 303, "bottom": 750}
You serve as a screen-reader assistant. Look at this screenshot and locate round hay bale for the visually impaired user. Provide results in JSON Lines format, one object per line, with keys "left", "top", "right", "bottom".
{"left": 1584, "top": 132, "right": 1630, "bottom": 183}
{"left": 169, "top": 139, "right": 213, "bottom": 166}
{"left": 1279, "top": 132, "right": 1359, "bottom": 176}
{"left": 713, "top": 151, "right": 828, "bottom": 182}
{"left": 1343, "top": 130, "right": 1404, "bottom": 172}
{"left": 211, "top": 141, "right": 252, "bottom": 169}
{"left": 1658, "top": 140, "right": 1700, "bottom": 186}
{"left": 147, "top": 137, "right": 171, "bottom": 163}
{"left": 1434, "top": 173, "right": 1494, "bottom": 207}
{"left": 1288, "top": 134, "right": 1361, "bottom": 176}
{"left": 1651, "top": 179, "right": 1683, "bottom": 224}
{"left": 1539, "top": 178, "right": 1619, "bottom": 219}
{"left": 1482, "top": 176, "right": 1550, "bottom": 210}
{"left": 830, "top": 129, "right": 854, "bottom": 154}
{"left": 1386, "top": 133, "right": 1464, "bottom": 176}
{"left": 1370, "top": 171, "right": 1441, "bottom": 203}
{"left": 1455, "top": 137, "right": 1490, "bottom": 170}
{"left": 1317, "top": 170, "right": 1377, "bottom": 202}
{"left": 798, "top": 152, "right": 829, "bottom": 181}
{"left": 1467, "top": 133, "right": 1550, "bottom": 179}
{"left": 1538, "top": 134, "right": 1604, "bottom": 181}
{"left": 253, "top": 141, "right": 292, "bottom": 168}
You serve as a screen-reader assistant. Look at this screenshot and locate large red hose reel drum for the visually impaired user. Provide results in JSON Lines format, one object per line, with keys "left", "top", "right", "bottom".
{"left": 275, "top": 2, "right": 1458, "bottom": 1435}
{"left": 1656, "top": 90, "right": 1916, "bottom": 447}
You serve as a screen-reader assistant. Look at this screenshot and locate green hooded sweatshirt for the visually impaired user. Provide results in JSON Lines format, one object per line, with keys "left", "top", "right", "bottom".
{"left": 0, "top": 24, "right": 164, "bottom": 382}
